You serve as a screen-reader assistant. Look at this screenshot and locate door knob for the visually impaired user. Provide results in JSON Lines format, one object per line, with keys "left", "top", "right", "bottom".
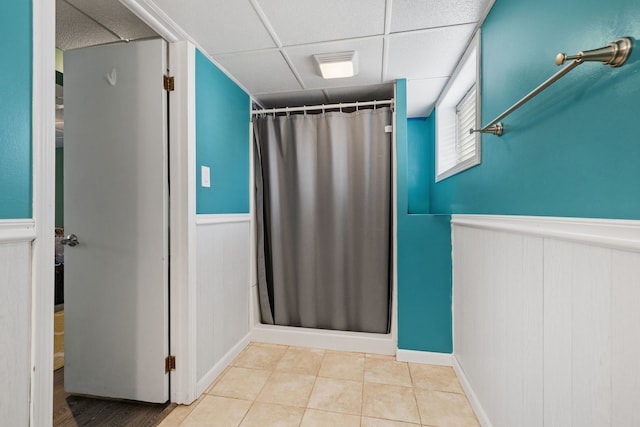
{"left": 61, "top": 234, "right": 80, "bottom": 247}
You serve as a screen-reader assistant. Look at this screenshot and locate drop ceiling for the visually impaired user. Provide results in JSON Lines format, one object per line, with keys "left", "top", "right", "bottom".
{"left": 56, "top": 0, "right": 494, "bottom": 118}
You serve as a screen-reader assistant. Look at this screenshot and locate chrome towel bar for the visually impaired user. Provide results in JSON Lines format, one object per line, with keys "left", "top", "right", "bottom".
{"left": 471, "top": 38, "right": 633, "bottom": 137}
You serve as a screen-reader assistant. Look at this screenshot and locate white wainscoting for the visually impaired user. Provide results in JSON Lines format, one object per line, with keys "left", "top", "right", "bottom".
{"left": 0, "top": 220, "right": 35, "bottom": 425}
{"left": 451, "top": 215, "right": 640, "bottom": 427}
{"left": 195, "top": 214, "right": 251, "bottom": 395}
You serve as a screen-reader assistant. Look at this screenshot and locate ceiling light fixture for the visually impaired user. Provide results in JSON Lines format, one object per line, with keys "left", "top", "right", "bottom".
{"left": 313, "top": 51, "right": 359, "bottom": 79}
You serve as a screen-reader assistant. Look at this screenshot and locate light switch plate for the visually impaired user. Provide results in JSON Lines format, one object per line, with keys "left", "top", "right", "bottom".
{"left": 201, "top": 166, "right": 211, "bottom": 188}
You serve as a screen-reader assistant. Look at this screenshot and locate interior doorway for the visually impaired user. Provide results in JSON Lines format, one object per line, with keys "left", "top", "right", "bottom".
{"left": 53, "top": 1, "right": 174, "bottom": 424}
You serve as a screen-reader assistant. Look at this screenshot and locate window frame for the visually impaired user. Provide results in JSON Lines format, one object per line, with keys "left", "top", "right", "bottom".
{"left": 435, "top": 30, "right": 481, "bottom": 182}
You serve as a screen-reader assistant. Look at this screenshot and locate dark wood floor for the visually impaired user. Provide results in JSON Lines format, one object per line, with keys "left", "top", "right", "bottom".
{"left": 54, "top": 368, "right": 175, "bottom": 427}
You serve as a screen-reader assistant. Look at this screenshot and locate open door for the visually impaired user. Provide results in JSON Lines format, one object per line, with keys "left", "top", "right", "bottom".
{"left": 63, "top": 39, "right": 169, "bottom": 403}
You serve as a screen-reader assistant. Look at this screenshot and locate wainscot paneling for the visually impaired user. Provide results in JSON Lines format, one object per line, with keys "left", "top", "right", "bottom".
{"left": 0, "top": 220, "right": 35, "bottom": 425}
{"left": 452, "top": 215, "right": 640, "bottom": 427}
{"left": 195, "top": 215, "right": 251, "bottom": 394}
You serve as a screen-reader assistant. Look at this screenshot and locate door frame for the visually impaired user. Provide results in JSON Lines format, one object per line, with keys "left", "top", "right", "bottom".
{"left": 31, "top": 0, "right": 199, "bottom": 423}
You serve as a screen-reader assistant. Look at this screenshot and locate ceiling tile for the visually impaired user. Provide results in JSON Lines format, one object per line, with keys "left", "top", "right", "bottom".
{"left": 256, "top": 0, "right": 386, "bottom": 45}
{"left": 150, "top": 0, "right": 276, "bottom": 54}
{"left": 254, "top": 89, "right": 329, "bottom": 109}
{"left": 386, "top": 24, "right": 475, "bottom": 80}
{"left": 406, "top": 77, "right": 448, "bottom": 117}
{"left": 285, "top": 38, "right": 384, "bottom": 90}
{"left": 65, "top": 0, "right": 158, "bottom": 41}
{"left": 390, "top": 0, "right": 491, "bottom": 32}
{"left": 56, "top": 0, "right": 120, "bottom": 50}
{"left": 214, "top": 50, "right": 302, "bottom": 94}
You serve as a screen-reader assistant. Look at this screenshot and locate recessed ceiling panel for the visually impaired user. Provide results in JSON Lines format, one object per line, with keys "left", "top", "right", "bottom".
{"left": 390, "top": 0, "right": 492, "bottom": 32}
{"left": 150, "top": 0, "right": 277, "bottom": 54}
{"left": 406, "top": 77, "right": 448, "bottom": 118}
{"left": 285, "top": 38, "right": 384, "bottom": 90}
{"left": 254, "top": 89, "right": 328, "bottom": 109}
{"left": 256, "top": 0, "right": 386, "bottom": 45}
{"left": 386, "top": 24, "right": 475, "bottom": 80}
{"left": 56, "top": 0, "right": 120, "bottom": 50}
{"left": 214, "top": 50, "right": 302, "bottom": 94}
{"left": 66, "top": 0, "right": 158, "bottom": 41}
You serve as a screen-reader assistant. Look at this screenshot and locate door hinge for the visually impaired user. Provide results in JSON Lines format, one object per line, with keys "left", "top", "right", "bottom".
{"left": 165, "top": 355, "right": 176, "bottom": 373}
{"left": 163, "top": 75, "right": 175, "bottom": 92}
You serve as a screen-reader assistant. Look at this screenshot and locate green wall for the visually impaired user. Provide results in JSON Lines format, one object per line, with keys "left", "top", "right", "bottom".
{"left": 431, "top": 0, "right": 640, "bottom": 219}
{"left": 195, "top": 50, "right": 250, "bottom": 214}
{"left": 0, "top": 2, "right": 32, "bottom": 218}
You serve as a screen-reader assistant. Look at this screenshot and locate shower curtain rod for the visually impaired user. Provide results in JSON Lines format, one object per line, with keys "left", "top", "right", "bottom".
{"left": 251, "top": 99, "right": 394, "bottom": 115}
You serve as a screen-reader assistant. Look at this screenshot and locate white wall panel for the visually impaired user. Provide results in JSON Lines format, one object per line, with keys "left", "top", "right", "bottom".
{"left": 611, "top": 250, "right": 640, "bottom": 426}
{"left": 0, "top": 239, "right": 32, "bottom": 425}
{"left": 452, "top": 215, "right": 640, "bottom": 427}
{"left": 195, "top": 216, "right": 250, "bottom": 383}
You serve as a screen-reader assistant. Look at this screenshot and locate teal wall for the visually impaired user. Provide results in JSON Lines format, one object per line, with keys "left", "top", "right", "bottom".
{"left": 0, "top": 2, "right": 32, "bottom": 219}
{"left": 431, "top": 0, "right": 640, "bottom": 219}
{"left": 407, "top": 118, "right": 431, "bottom": 214}
{"left": 195, "top": 49, "right": 250, "bottom": 214}
{"left": 397, "top": 80, "right": 453, "bottom": 353}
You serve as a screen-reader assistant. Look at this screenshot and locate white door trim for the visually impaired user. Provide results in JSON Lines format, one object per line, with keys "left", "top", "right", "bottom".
{"left": 31, "top": 0, "right": 56, "bottom": 424}
{"left": 168, "top": 41, "right": 198, "bottom": 404}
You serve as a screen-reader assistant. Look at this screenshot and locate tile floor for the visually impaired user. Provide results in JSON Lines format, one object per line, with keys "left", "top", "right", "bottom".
{"left": 159, "top": 343, "right": 479, "bottom": 427}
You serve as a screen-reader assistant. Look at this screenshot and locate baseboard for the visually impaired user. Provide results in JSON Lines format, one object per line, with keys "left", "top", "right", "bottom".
{"left": 452, "top": 355, "right": 493, "bottom": 427}
{"left": 395, "top": 349, "right": 453, "bottom": 366}
{"left": 251, "top": 324, "right": 396, "bottom": 355}
{"left": 195, "top": 332, "right": 252, "bottom": 397}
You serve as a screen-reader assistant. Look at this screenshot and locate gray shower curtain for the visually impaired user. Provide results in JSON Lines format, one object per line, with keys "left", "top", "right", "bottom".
{"left": 254, "top": 107, "right": 392, "bottom": 334}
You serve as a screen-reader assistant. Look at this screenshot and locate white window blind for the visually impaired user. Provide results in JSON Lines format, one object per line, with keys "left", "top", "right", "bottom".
{"left": 455, "top": 84, "right": 477, "bottom": 164}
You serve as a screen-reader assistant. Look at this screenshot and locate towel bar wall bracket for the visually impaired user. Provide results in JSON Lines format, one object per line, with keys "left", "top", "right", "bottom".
{"left": 470, "top": 37, "right": 633, "bottom": 137}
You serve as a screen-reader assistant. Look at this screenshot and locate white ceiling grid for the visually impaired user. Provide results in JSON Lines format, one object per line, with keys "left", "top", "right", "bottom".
{"left": 56, "top": 0, "right": 494, "bottom": 117}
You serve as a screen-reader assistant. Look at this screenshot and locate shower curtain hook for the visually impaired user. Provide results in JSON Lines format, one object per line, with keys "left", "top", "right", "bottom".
{"left": 339, "top": 103, "right": 343, "bottom": 113}
{"left": 322, "top": 104, "right": 325, "bottom": 114}
{"left": 285, "top": 106, "right": 290, "bottom": 117}
{"left": 271, "top": 108, "right": 276, "bottom": 118}
{"left": 356, "top": 101, "right": 359, "bottom": 112}
{"left": 373, "top": 100, "right": 377, "bottom": 110}
{"left": 304, "top": 106, "right": 307, "bottom": 116}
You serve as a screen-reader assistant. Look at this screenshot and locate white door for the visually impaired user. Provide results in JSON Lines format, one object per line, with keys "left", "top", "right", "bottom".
{"left": 63, "top": 39, "right": 169, "bottom": 403}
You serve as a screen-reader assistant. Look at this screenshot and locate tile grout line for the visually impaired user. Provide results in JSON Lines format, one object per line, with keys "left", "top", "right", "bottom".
{"left": 407, "top": 362, "right": 425, "bottom": 426}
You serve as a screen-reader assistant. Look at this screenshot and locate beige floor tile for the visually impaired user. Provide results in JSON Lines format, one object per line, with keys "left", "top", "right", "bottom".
{"left": 409, "top": 363, "right": 464, "bottom": 394}
{"left": 365, "top": 353, "right": 396, "bottom": 360}
{"left": 414, "top": 389, "right": 480, "bottom": 427}
{"left": 239, "top": 402, "right": 304, "bottom": 427}
{"left": 364, "top": 358, "right": 412, "bottom": 387}
{"left": 276, "top": 347, "right": 325, "bottom": 376}
{"left": 158, "top": 401, "right": 202, "bottom": 427}
{"left": 209, "top": 366, "right": 271, "bottom": 400}
{"left": 301, "top": 409, "right": 360, "bottom": 427}
{"left": 181, "top": 395, "right": 251, "bottom": 427}
{"left": 307, "top": 377, "right": 363, "bottom": 415}
{"left": 325, "top": 349, "right": 365, "bottom": 358}
{"left": 205, "top": 366, "right": 232, "bottom": 394}
{"left": 233, "top": 343, "right": 287, "bottom": 370}
{"left": 361, "top": 416, "right": 421, "bottom": 427}
{"left": 362, "top": 382, "right": 420, "bottom": 424}
{"left": 318, "top": 352, "right": 364, "bottom": 382}
{"left": 256, "top": 372, "right": 316, "bottom": 407}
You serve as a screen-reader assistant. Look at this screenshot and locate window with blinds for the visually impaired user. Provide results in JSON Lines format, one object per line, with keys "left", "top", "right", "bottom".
{"left": 435, "top": 31, "right": 481, "bottom": 182}
{"left": 455, "top": 84, "right": 477, "bottom": 164}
